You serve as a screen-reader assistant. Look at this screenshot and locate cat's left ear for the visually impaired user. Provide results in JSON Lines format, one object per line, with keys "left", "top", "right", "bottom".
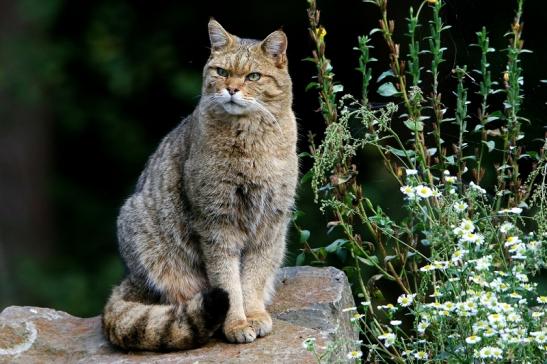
{"left": 261, "top": 30, "right": 288, "bottom": 68}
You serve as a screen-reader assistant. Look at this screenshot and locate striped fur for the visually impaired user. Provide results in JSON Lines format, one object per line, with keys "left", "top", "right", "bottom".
{"left": 103, "top": 19, "right": 297, "bottom": 350}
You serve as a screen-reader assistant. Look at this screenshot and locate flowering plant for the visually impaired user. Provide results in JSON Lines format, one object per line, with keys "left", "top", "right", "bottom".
{"left": 299, "top": 0, "right": 546, "bottom": 362}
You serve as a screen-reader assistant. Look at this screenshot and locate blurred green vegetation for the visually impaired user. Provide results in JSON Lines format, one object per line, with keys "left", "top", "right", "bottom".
{"left": 0, "top": 0, "right": 545, "bottom": 317}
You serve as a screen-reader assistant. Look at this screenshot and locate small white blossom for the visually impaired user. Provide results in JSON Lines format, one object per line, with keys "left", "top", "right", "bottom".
{"left": 413, "top": 351, "right": 429, "bottom": 360}
{"left": 469, "top": 181, "right": 487, "bottom": 194}
{"left": 451, "top": 249, "right": 468, "bottom": 264}
{"left": 453, "top": 219, "right": 475, "bottom": 235}
{"left": 405, "top": 168, "right": 418, "bottom": 176}
{"left": 350, "top": 313, "right": 365, "bottom": 322}
{"left": 346, "top": 350, "right": 363, "bottom": 359}
{"left": 415, "top": 185, "right": 434, "bottom": 198}
{"left": 377, "top": 332, "right": 396, "bottom": 347}
{"left": 477, "top": 346, "right": 503, "bottom": 359}
{"left": 417, "top": 320, "right": 429, "bottom": 334}
{"left": 400, "top": 185, "right": 415, "bottom": 197}
{"left": 460, "top": 232, "right": 484, "bottom": 245}
{"left": 420, "top": 264, "right": 436, "bottom": 272}
{"left": 453, "top": 201, "right": 468, "bottom": 212}
{"left": 511, "top": 207, "right": 523, "bottom": 214}
{"left": 473, "top": 255, "right": 492, "bottom": 271}
{"left": 390, "top": 320, "right": 402, "bottom": 326}
{"left": 465, "top": 335, "right": 482, "bottom": 344}
{"left": 528, "top": 240, "right": 541, "bottom": 252}
{"left": 377, "top": 304, "right": 398, "bottom": 313}
{"left": 397, "top": 294, "right": 416, "bottom": 307}
{"left": 530, "top": 331, "right": 547, "bottom": 344}
{"left": 504, "top": 235, "right": 522, "bottom": 247}
{"left": 499, "top": 221, "right": 514, "bottom": 234}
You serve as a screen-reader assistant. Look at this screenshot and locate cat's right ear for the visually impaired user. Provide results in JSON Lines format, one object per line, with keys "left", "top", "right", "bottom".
{"left": 208, "top": 19, "right": 233, "bottom": 51}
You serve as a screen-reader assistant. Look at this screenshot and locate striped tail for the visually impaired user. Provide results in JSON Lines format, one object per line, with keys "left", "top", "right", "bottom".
{"left": 102, "top": 279, "right": 229, "bottom": 351}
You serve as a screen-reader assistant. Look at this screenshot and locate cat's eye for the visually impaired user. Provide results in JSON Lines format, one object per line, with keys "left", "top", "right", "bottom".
{"left": 246, "top": 72, "right": 261, "bottom": 81}
{"left": 216, "top": 67, "right": 229, "bottom": 77}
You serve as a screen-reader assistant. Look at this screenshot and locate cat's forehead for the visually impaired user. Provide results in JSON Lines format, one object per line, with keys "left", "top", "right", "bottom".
{"left": 209, "top": 38, "right": 270, "bottom": 73}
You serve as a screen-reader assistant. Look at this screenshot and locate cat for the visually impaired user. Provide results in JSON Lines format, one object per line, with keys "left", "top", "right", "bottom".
{"left": 102, "top": 19, "right": 298, "bottom": 351}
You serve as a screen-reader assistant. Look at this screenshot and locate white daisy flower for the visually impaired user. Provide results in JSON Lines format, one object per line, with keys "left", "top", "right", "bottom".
{"left": 417, "top": 320, "right": 429, "bottom": 334}
{"left": 413, "top": 351, "right": 429, "bottom": 360}
{"left": 346, "top": 350, "right": 363, "bottom": 359}
{"left": 451, "top": 249, "right": 468, "bottom": 264}
{"left": 465, "top": 335, "right": 481, "bottom": 344}
{"left": 377, "top": 332, "right": 396, "bottom": 347}
{"left": 453, "top": 201, "right": 468, "bottom": 212}
{"left": 499, "top": 221, "right": 514, "bottom": 234}
{"left": 469, "top": 181, "right": 487, "bottom": 194}
{"left": 420, "top": 264, "right": 436, "bottom": 272}
{"left": 504, "top": 236, "right": 522, "bottom": 247}
{"left": 400, "top": 185, "right": 415, "bottom": 197}
{"left": 350, "top": 313, "right": 365, "bottom": 322}
{"left": 477, "top": 346, "right": 503, "bottom": 359}
{"left": 397, "top": 294, "right": 416, "bottom": 307}
{"left": 415, "top": 185, "right": 433, "bottom": 198}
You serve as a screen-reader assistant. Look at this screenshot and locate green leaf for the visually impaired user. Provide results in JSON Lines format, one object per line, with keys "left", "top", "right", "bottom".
{"left": 445, "top": 155, "right": 456, "bottom": 165}
{"left": 377, "top": 82, "right": 399, "bottom": 97}
{"left": 325, "top": 239, "right": 348, "bottom": 253}
{"left": 295, "top": 252, "right": 305, "bottom": 266}
{"left": 377, "top": 69, "right": 395, "bottom": 83}
{"left": 305, "top": 82, "right": 319, "bottom": 92}
{"left": 384, "top": 255, "right": 397, "bottom": 263}
{"left": 299, "top": 230, "right": 310, "bottom": 243}
{"left": 369, "top": 28, "right": 382, "bottom": 35}
{"left": 357, "top": 255, "right": 379, "bottom": 267}
{"left": 403, "top": 119, "right": 424, "bottom": 132}
{"left": 387, "top": 146, "right": 415, "bottom": 157}
{"left": 483, "top": 140, "right": 495, "bottom": 152}
{"left": 299, "top": 170, "right": 313, "bottom": 184}
{"left": 336, "top": 248, "right": 348, "bottom": 263}
{"left": 332, "top": 84, "right": 344, "bottom": 93}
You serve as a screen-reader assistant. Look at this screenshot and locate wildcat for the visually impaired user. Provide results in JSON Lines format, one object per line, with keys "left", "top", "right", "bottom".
{"left": 102, "top": 19, "right": 298, "bottom": 351}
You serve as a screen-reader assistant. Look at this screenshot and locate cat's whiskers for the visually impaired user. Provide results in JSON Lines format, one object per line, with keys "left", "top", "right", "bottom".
{"left": 247, "top": 99, "right": 282, "bottom": 133}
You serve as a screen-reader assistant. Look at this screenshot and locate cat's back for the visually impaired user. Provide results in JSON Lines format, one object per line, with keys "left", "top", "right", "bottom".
{"left": 134, "top": 114, "right": 198, "bottom": 195}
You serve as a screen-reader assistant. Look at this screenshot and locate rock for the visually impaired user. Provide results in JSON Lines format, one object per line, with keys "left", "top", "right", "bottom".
{"left": 0, "top": 266, "right": 357, "bottom": 363}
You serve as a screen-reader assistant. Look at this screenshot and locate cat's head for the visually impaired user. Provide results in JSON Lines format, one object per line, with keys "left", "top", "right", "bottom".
{"left": 201, "top": 20, "right": 291, "bottom": 117}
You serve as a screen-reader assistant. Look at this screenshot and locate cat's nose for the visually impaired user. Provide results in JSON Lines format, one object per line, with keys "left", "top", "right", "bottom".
{"left": 226, "top": 87, "right": 239, "bottom": 96}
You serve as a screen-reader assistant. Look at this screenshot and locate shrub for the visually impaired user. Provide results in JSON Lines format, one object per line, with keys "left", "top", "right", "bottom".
{"left": 298, "top": 0, "right": 546, "bottom": 362}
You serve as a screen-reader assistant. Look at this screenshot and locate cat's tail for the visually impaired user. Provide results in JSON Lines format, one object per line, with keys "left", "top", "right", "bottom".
{"left": 102, "top": 279, "right": 229, "bottom": 351}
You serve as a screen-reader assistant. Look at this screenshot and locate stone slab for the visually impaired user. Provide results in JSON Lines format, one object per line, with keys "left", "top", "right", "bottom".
{"left": 0, "top": 266, "right": 357, "bottom": 363}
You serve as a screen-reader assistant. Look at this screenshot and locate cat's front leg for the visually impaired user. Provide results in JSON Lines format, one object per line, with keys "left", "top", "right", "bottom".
{"left": 200, "top": 227, "right": 256, "bottom": 344}
{"left": 241, "top": 220, "right": 287, "bottom": 337}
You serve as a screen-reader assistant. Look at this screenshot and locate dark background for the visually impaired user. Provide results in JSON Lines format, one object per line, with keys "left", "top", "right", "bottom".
{"left": 1, "top": 0, "right": 545, "bottom": 317}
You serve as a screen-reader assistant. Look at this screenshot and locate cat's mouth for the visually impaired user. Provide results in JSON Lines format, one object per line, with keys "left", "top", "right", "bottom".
{"left": 219, "top": 96, "right": 252, "bottom": 115}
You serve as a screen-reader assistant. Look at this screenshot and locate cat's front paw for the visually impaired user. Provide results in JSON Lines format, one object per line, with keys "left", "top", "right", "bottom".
{"left": 246, "top": 310, "right": 272, "bottom": 337}
{"left": 223, "top": 319, "right": 256, "bottom": 343}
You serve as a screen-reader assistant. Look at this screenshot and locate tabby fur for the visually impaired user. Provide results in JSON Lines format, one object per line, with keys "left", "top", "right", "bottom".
{"left": 102, "top": 19, "right": 298, "bottom": 351}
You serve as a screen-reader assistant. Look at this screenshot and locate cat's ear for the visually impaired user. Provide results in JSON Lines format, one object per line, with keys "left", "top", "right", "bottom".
{"left": 208, "top": 19, "right": 234, "bottom": 51}
{"left": 261, "top": 30, "right": 288, "bottom": 67}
